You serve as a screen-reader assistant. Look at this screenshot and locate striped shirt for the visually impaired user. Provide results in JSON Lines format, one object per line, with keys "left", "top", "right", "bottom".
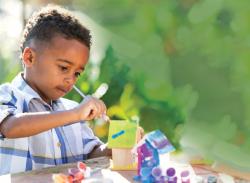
{"left": 0, "top": 73, "right": 102, "bottom": 175}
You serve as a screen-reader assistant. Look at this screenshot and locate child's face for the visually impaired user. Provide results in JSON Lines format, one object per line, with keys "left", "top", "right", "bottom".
{"left": 23, "top": 35, "right": 89, "bottom": 103}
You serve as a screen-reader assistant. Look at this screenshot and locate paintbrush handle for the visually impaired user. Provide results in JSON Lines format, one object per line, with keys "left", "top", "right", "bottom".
{"left": 73, "top": 85, "right": 86, "bottom": 98}
{"left": 73, "top": 85, "right": 109, "bottom": 122}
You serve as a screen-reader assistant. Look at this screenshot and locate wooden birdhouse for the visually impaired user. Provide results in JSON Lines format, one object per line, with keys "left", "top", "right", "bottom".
{"left": 133, "top": 130, "right": 176, "bottom": 182}
{"left": 107, "top": 120, "right": 140, "bottom": 170}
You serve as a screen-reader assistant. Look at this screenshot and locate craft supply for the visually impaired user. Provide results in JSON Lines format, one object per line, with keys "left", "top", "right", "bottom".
{"left": 77, "top": 161, "right": 86, "bottom": 172}
{"left": 68, "top": 167, "right": 84, "bottom": 181}
{"left": 73, "top": 85, "right": 109, "bottom": 122}
{"left": 151, "top": 167, "right": 163, "bottom": 182}
{"left": 181, "top": 170, "right": 190, "bottom": 183}
{"left": 52, "top": 161, "right": 94, "bottom": 183}
{"left": 207, "top": 175, "right": 217, "bottom": 183}
{"left": 167, "top": 167, "right": 177, "bottom": 183}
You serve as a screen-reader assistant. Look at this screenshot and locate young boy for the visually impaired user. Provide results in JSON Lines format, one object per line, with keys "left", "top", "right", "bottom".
{"left": 0, "top": 5, "right": 111, "bottom": 175}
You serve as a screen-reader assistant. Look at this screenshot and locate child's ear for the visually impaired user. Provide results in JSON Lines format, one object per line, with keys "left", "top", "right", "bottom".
{"left": 22, "top": 47, "right": 35, "bottom": 67}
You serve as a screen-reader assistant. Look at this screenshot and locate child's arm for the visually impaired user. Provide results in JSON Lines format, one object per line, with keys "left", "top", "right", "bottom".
{"left": 0, "top": 95, "right": 106, "bottom": 138}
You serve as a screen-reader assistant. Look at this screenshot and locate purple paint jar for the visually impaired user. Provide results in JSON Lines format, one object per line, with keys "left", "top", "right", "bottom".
{"left": 166, "top": 167, "right": 177, "bottom": 183}
{"left": 181, "top": 170, "right": 190, "bottom": 183}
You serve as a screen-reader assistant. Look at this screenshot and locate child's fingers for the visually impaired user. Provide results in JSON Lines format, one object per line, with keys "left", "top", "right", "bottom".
{"left": 136, "top": 126, "right": 144, "bottom": 143}
{"left": 99, "top": 101, "right": 109, "bottom": 122}
{"left": 92, "top": 100, "right": 102, "bottom": 118}
{"left": 91, "top": 98, "right": 107, "bottom": 118}
{"left": 99, "top": 100, "right": 107, "bottom": 116}
{"left": 87, "top": 105, "right": 98, "bottom": 120}
{"left": 90, "top": 99, "right": 107, "bottom": 120}
{"left": 138, "top": 126, "right": 144, "bottom": 137}
{"left": 79, "top": 95, "right": 108, "bottom": 121}
{"left": 81, "top": 96, "right": 98, "bottom": 120}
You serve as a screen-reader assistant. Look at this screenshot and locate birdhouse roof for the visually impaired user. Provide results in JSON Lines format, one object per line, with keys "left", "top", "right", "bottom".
{"left": 133, "top": 130, "right": 175, "bottom": 154}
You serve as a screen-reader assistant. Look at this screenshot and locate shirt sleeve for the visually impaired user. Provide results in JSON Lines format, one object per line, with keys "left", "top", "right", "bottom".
{"left": 0, "top": 84, "right": 19, "bottom": 139}
{"left": 0, "top": 84, "right": 18, "bottom": 123}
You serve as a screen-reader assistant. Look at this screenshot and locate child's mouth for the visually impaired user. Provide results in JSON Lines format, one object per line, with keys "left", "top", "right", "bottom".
{"left": 56, "top": 86, "right": 71, "bottom": 95}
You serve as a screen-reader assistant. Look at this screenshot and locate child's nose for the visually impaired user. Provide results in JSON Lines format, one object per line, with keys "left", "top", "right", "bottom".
{"left": 64, "top": 75, "right": 76, "bottom": 85}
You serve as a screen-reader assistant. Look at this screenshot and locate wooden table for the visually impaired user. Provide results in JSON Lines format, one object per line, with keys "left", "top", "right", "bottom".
{"left": 11, "top": 157, "right": 136, "bottom": 183}
{"left": 1, "top": 156, "right": 249, "bottom": 183}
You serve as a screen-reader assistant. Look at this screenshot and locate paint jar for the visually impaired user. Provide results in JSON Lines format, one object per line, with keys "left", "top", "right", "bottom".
{"left": 166, "top": 167, "right": 177, "bottom": 183}
{"left": 207, "top": 175, "right": 217, "bottom": 183}
{"left": 140, "top": 167, "right": 152, "bottom": 183}
{"left": 181, "top": 170, "right": 190, "bottom": 183}
{"left": 151, "top": 167, "right": 162, "bottom": 182}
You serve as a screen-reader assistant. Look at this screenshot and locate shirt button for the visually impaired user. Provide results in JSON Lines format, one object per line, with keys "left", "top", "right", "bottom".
{"left": 57, "top": 142, "right": 61, "bottom": 147}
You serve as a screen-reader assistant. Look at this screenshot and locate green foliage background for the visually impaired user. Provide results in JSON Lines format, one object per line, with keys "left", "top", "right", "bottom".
{"left": 1, "top": 0, "right": 250, "bottom": 171}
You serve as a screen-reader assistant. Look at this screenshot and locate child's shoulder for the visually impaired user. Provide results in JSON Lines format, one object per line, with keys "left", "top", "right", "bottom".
{"left": 0, "top": 82, "right": 12, "bottom": 91}
{"left": 0, "top": 82, "right": 25, "bottom": 102}
{"left": 0, "top": 83, "right": 16, "bottom": 97}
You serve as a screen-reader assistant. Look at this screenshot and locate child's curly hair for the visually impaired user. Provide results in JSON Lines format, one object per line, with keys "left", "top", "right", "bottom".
{"left": 20, "top": 4, "right": 91, "bottom": 54}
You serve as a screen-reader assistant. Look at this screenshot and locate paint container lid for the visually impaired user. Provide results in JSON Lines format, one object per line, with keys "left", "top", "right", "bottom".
{"left": 152, "top": 167, "right": 162, "bottom": 178}
{"left": 181, "top": 170, "right": 190, "bottom": 182}
{"left": 68, "top": 168, "right": 80, "bottom": 175}
{"left": 166, "top": 167, "right": 176, "bottom": 177}
{"left": 140, "top": 167, "right": 152, "bottom": 178}
{"left": 207, "top": 175, "right": 217, "bottom": 183}
{"left": 181, "top": 170, "right": 190, "bottom": 178}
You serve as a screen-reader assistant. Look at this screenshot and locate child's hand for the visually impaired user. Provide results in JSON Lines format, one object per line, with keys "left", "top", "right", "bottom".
{"left": 136, "top": 126, "right": 144, "bottom": 143}
{"left": 74, "top": 95, "right": 107, "bottom": 121}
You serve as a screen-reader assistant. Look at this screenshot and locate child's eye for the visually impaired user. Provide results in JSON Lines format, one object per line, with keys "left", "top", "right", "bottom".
{"left": 75, "top": 72, "right": 81, "bottom": 78}
{"left": 59, "top": 65, "right": 68, "bottom": 72}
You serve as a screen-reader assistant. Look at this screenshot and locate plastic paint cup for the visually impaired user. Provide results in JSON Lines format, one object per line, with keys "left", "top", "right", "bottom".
{"left": 181, "top": 170, "right": 190, "bottom": 183}
{"left": 166, "top": 168, "right": 177, "bottom": 183}
{"left": 207, "top": 175, "right": 217, "bottom": 183}
{"left": 140, "top": 167, "right": 152, "bottom": 178}
{"left": 152, "top": 167, "right": 162, "bottom": 178}
{"left": 166, "top": 167, "right": 176, "bottom": 177}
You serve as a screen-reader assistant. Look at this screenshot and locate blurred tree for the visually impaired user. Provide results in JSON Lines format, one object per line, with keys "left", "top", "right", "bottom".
{"left": 70, "top": 0, "right": 250, "bottom": 168}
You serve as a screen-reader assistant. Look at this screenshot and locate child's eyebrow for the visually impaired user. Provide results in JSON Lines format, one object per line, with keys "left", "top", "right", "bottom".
{"left": 56, "top": 58, "right": 84, "bottom": 70}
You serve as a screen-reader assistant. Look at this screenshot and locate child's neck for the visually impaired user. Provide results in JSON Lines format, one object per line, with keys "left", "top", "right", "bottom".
{"left": 21, "top": 72, "right": 53, "bottom": 106}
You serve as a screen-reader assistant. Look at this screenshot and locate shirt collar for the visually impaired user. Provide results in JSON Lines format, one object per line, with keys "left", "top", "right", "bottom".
{"left": 11, "top": 72, "right": 61, "bottom": 106}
